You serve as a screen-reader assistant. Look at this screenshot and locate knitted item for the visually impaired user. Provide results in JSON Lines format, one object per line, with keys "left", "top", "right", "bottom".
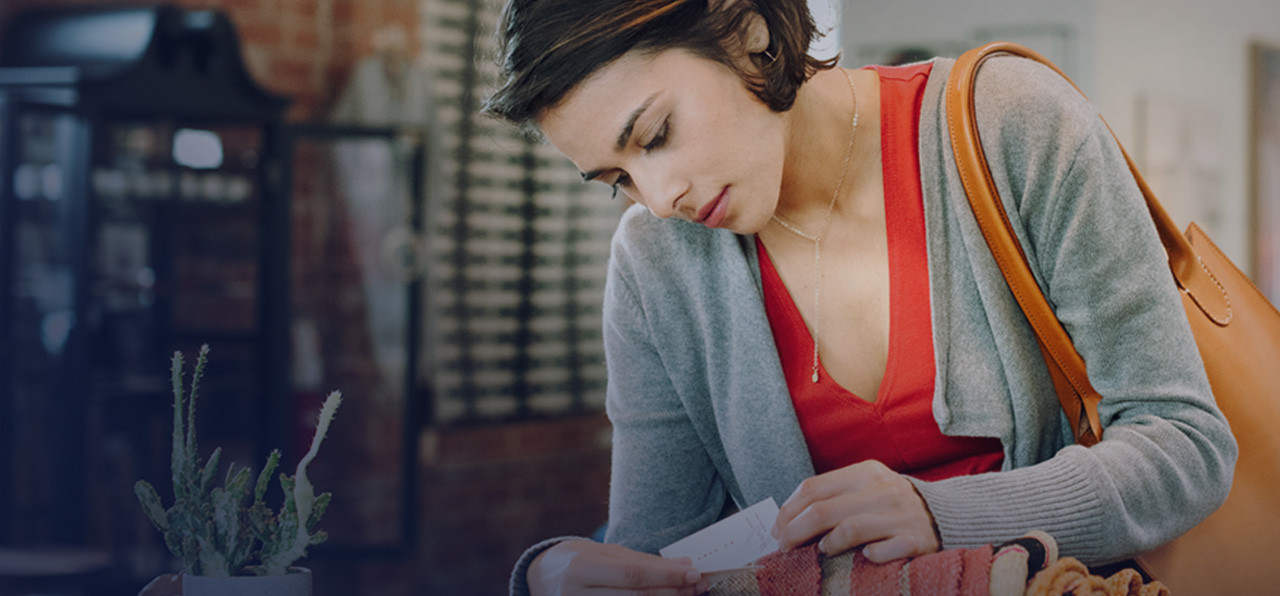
{"left": 820, "top": 547, "right": 853, "bottom": 596}
{"left": 960, "top": 543, "right": 997, "bottom": 595}
{"left": 990, "top": 531, "right": 1059, "bottom": 596}
{"left": 757, "top": 544, "right": 823, "bottom": 596}
{"left": 714, "top": 569, "right": 763, "bottom": 594}
{"left": 1102, "top": 568, "right": 1168, "bottom": 596}
{"left": 710, "top": 540, "right": 1006, "bottom": 596}
{"left": 907, "top": 547, "right": 965, "bottom": 594}
{"left": 848, "top": 550, "right": 908, "bottom": 596}
{"left": 1025, "top": 557, "right": 1169, "bottom": 596}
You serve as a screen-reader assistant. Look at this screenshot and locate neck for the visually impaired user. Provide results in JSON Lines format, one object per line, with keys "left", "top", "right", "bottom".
{"left": 771, "top": 67, "right": 873, "bottom": 235}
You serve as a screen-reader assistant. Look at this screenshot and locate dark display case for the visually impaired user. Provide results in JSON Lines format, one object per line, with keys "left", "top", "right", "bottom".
{"left": 0, "top": 4, "right": 290, "bottom": 578}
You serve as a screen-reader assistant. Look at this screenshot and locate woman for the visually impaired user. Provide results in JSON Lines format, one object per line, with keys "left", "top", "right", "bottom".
{"left": 484, "top": 1, "right": 1237, "bottom": 594}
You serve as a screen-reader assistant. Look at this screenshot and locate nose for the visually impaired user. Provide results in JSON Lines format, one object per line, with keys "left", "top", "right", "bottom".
{"left": 633, "top": 163, "right": 688, "bottom": 220}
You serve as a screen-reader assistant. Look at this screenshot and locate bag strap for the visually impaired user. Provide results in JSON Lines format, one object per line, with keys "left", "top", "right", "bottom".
{"left": 944, "top": 42, "right": 1234, "bottom": 445}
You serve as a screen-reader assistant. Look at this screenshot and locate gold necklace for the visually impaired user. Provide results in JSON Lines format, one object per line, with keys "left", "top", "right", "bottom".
{"left": 771, "top": 68, "right": 859, "bottom": 383}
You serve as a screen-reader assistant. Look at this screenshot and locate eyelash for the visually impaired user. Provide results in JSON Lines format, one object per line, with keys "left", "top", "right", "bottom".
{"left": 643, "top": 119, "right": 670, "bottom": 152}
{"left": 611, "top": 119, "right": 670, "bottom": 199}
{"left": 611, "top": 175, "right": 629, "bottom": 200}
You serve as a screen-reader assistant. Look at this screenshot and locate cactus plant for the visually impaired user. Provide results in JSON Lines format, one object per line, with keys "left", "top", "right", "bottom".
{"left": 134, "top": 344, "right": 342, "bottom": 577}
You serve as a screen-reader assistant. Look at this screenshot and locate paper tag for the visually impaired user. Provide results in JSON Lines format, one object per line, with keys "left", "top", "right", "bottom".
{"left": 660, "top": 498, "right": 780, "bottom": 575}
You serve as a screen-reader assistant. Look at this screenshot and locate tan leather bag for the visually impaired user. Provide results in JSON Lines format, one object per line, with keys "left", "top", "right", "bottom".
{"left": 946, "top": 42, "right": 1280, "bottom": 596}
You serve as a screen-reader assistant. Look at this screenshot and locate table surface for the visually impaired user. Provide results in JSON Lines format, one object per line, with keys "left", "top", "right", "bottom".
{"left": 0, "top": 546, "right": 114, "bottom": 577}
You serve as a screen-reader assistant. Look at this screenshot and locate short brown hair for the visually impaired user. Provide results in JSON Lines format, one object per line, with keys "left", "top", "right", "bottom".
{"left": 483, "top": 0, "right": 837, "bottom": 133}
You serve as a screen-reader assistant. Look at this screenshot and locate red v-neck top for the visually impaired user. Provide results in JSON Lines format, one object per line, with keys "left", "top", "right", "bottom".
{"left": 757, "top": 63, "right": 1003, "bottom": 480}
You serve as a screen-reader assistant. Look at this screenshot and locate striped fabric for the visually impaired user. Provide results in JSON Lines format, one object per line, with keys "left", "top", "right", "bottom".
{"left": 707, "top": 533, "right": 1061, "bottom": 596}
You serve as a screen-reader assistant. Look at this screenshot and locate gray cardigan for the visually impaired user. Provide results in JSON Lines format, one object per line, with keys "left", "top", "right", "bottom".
{"left": 510, "top": 56, "right": 1236, "bottom": 595}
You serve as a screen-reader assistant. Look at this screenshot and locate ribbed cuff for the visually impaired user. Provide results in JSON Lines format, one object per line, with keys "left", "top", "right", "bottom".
{"left": 508, "top": 536, "right": 591, "bottom": 596}
{"left": 909, "top": 448, "right": 1112, "bottom": 564}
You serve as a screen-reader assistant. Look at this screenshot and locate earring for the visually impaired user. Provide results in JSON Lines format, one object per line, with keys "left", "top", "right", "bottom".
{"left": 761, "top": 48, "right": 777, "bottom": 65}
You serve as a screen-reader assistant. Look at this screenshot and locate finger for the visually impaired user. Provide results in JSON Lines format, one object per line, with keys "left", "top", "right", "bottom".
{"left": 575, "top": 553, "right": 702, "bottom": 591}
{"left": 813, "top": 499, "right": 938, "bottom": 558}
{"left": 816, "top": 509, "right": 868, "bottom": 555}
{"left": 775, "top": 474, "right": 854, "bottom": 536}
{"left": 532, "top": 542, "right": 703, "bottom": 595}
{"left": 863, "top": 534, "right": 927, "bottom": 563}
{"left": 814, "top": 490, "right": 915, "bottom": 555}
{"left": 776, "top": 496, "right": 849, "bottom": 551}
{"left": 775, "top": 462, "right": 887, "bottom": 534}
{"left": 777, "top": 472, "right": 899, "bottom": 550}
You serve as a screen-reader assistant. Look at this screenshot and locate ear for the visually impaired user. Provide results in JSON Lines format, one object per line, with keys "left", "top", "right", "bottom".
{"left": 742, "top": 12, "right": 770, "bottom": 55}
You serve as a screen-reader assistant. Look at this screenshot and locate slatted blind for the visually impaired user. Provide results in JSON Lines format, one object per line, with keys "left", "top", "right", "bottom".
{"left": 419, "top": 0, "right": 621, "bottom": 424}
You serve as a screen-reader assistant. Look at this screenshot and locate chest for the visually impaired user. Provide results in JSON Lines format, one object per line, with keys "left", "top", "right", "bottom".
{"left": 761, "top": 200, "right": 892, "bottom": 400}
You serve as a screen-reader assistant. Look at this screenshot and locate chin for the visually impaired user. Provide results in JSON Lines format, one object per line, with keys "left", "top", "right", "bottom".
{"left": 732, "top": 211, "right": 772, "bottom": 235}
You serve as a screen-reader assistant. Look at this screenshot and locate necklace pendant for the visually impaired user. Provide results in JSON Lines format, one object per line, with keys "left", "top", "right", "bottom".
{"left": 811, "top": 370, "right": 820, "bottom": 383}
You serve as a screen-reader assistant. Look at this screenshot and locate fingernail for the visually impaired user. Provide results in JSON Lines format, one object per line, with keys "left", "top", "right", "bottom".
{"left": 685, "top": 569, "right": 701, "bottom": 583}
{"left": 817, "top": 537, "right": 828, "bottom": 554}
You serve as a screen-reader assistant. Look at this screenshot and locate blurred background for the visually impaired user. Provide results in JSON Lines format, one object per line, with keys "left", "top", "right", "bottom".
{"left": 0, "top": 0, "right": 1274, "bottom": 594}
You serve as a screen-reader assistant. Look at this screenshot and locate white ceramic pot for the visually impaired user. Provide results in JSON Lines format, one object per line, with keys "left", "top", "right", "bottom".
{"left": 182, "top": 567, "right": 311, "bottom": 596}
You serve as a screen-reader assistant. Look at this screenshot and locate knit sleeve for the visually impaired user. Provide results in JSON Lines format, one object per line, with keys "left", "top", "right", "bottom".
{"left": 598, "top": 207, "right": 734, "bottom": 553}
{"left": 912, "top": 56, "right": 1236, "bottom": 564}
{"left": 507, "top": 536, "right": 588, "bottom": 596}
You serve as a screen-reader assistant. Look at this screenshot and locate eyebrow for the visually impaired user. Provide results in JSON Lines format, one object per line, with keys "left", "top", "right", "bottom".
{"left": 580, "top": 92, "right": 659, "bottom": 182}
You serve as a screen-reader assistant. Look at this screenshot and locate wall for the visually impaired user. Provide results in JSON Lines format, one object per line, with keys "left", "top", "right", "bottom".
{"left": 842, "top": 0, "right": 1280, "bottom": 270}
{"left": 1094, "top": 0, "right": 1280, "bottom": 270}
{"left": 841, "top": 0, "right": 1097, "bottom": 92}
{"left": 808, "top": 0, "right": 841, "bottom": 61}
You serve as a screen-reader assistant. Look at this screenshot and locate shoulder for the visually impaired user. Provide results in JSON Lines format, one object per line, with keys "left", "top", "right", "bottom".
{"left": 925, "top": 54, "right": 1097, "bottom": 136}
{"left": 929, "top": 53, "right": 1110, "bottom": 204}
{"left": 610, "top": 204, "right": 743, "bottom": 275}
{"left": 970, "top": 55, "right": 1100, "bottom": 146}
{"left": 607, "top": 205, "right": 760, "bottom": 326}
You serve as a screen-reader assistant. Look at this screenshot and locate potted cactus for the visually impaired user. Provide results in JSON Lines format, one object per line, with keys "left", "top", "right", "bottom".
{"left": 134, "top": 345, "right": 342, "bottom": 595}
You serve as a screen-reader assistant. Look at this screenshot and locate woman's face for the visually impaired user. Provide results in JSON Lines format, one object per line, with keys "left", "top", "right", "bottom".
{"left": 538, "top": 48, "right": 787, "bottom": 234}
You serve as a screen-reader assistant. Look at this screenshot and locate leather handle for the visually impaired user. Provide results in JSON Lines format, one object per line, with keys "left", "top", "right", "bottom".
{"left": 945, "top": 43, "right": 1102, "bottom": 444}
{"left": 946, "top": 42, "right": 1237, "bottom": 445}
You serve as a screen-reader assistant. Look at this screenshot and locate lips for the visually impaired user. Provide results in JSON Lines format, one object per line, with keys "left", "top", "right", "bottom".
{"left": 697, "top": 187, "right": 730, "bottom": 228}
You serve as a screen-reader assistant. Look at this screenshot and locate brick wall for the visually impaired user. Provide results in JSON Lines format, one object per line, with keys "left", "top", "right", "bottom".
{"left": 416, "top": 415, "right": 612, "bottom": 595}
{"left": 311, "top": 413, "right": 612, "bottom": 596}
{"left": 0, "top": 1, "right": 614, "bottom": 594}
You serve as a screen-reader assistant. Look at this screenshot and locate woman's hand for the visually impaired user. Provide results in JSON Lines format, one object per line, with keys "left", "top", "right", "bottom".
{"left": 772, "top": 460, "right": 939, "bottom": 563}
{"left": 528, "top": 540, "right": 710, "bottom": 596}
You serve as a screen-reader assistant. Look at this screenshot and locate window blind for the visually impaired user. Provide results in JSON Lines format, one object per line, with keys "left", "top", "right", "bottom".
{"left": 420, "top": 0, "right": 620, "bottom": 424}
